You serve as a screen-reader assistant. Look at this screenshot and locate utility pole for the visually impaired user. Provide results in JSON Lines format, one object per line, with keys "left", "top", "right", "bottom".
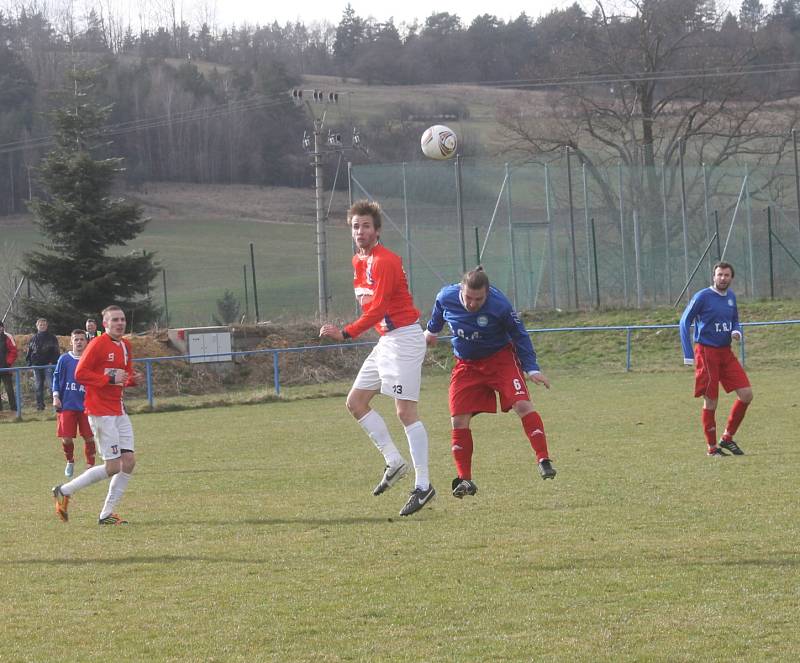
{"left": 311, "top": 115, "right": 328, "bottom": 319}
{"left": 292, "top": 88, "right": 364, "bottom": 321}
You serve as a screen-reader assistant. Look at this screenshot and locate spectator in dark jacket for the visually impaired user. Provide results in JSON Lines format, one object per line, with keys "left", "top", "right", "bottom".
{"left": 26, "top": 318, "right": 60, "bottom": 410}
{"left": 0, "top": 320, "right": 17, "bottom": 412}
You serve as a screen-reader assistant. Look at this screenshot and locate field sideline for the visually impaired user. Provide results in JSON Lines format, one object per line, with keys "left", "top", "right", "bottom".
{"left": 2, "top": 369, "right": 798, "bottom": 662}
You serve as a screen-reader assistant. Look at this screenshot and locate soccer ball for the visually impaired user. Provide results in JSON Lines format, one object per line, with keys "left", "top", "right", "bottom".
{"left": 420, "top": 125, "right": 458, "bottom": 160}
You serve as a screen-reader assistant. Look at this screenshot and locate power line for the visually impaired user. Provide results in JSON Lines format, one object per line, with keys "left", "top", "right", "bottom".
{"left": 437, "top": 61, "right": 800, "bottom": 90}
{"left": 4, "top": 59, "right": 800, "bottom": 157}
{"left": 0, "top": 91, "right": 291, "bottom": 156}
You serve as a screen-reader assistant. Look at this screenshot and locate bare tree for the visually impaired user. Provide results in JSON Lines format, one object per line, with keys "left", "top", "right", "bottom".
{"left": 497, "top": 0, "right": 799, "bottom": 220}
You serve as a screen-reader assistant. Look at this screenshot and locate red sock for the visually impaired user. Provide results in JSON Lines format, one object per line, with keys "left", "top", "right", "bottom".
{"left": 451, "top": 428, "right": 474, "bottom": 480}
{"left": 61, "top": 440, "right": 75, "bottom": 462}
{"left": 702, "top": 409, "right": 717, "bottom": 448}
{"left": 84, "top": 439, "right": 96, "bottom": 466}
{"left": 521, "top": 412, "right": 550, "bottom": 462}
{"left": 723, "top": 400, "right": 749, "bottom": 440}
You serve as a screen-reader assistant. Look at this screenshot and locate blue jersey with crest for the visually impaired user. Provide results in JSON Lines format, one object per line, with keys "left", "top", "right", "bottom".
{"left": 427, "top": 284, "right": 540, "bottom": 372}
{"left": 679, "top": 287, "right": 742, "bottom": 361}
{"left": 52, "top": 352, "right": 86, "bottom": 411}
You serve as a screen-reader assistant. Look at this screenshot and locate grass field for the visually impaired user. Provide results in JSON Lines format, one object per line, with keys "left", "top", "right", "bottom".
{"left": 2, "top": 368, "right": 798, "bottom": 662}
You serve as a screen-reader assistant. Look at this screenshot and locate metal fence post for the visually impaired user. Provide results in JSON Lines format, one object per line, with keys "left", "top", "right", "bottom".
{"left": 744, "top": 165, "right": 755, "bottom": 296}
{"left": 14, "top": 368, "right": 22, "bottom": 418}
{"left": 793, "top": 128, "right": 800, "bottom": 235}
{"left": 618, "top": 164, "right": 629, "bottom": 306}
{"left": 768, "top": 206, "right": 774, "bottom": 299}
{"left": 545, "top": 164, "right": 557, "bottom": 310}
{"left": 455, "top": 155, "right": 467, "bottom": 274}
{"left": 590, "top": 218, "right": 600, "bottom": 308}
{"left": 402, "top": 162, "right": 413, "bottom": 295}
{"left": 661, "top": 165, "right": 672, "bottom": 303}
{"left": 679, "top": 139, "right": 690, "bottom": 282}
{"left": 626, "top": 328, "right": 632, "bottom": 371}
{"left": 566, "top": 148, "right": 579, "bottom": 308}
{"left": 582, "top": 162, "right": 593, "bottom": 306}
{"left": 146, "top": 360, "right": 154, "bottom": 409}
{"left": 506, "top": 163, "right": 518, "bottom": 308}
{"left": 633, "top": 209, "right": 643, "bottom": 308}
{"left": 702, "top": 163, "right": 712, "bottom": 275}
{"left": 273, "top": 351, "right": 280, "bottom": 395}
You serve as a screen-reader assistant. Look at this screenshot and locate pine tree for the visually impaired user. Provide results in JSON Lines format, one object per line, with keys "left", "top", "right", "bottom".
{"left": 21, "top": 68, "right": 159, "bottom": 333}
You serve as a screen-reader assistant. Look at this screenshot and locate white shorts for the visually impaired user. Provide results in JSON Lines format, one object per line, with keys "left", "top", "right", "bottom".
{"left": 89, "top": 414, "right": 135, "bottom": 461}
{"left": 353, "top": 324, "right": 426, "bottom": 401}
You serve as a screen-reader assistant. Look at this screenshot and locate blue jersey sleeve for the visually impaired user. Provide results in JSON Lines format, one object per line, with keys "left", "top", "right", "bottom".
{"left": 732, "top": 297, "right": 742, "bottom": 336}
{"left": 426, "top": 289, "right": 446, "bottom": 335}
{"left": 503, "top": 307, "right": 539, "bottom": 372}
{"left": 52, "top": 354, "right": 67, "bottom": 395}
{"left": 679, "top": 295, "right": 700, "bottom": 362}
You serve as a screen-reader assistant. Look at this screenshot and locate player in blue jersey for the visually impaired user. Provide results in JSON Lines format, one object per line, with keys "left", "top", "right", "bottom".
{"left": 52, "top": 330, "right": 96, "bottom": 476}
{"left": 679, "top": 261, "right": 752, "bottom": 457}
{"left": 426, "top": 267, "right": 555, "bottom": 499}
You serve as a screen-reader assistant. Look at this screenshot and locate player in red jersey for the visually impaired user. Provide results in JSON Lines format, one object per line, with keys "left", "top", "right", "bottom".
{"left": 320, "top": 199, "right": 435, "bottom": 516}
{"left": 51, "top": 305, "right": 142, "bottom": 525}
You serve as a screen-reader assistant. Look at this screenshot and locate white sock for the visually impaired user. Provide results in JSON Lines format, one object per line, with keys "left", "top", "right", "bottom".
{"left": 99, "top": 471, "right": 131, "bottom": 519}
{"left": 61, "top": 464, "right": 109, "bottom": 496}
{"left": 358, "top": 409, "right": 404, "bottom": 466}
{"left": 404, "top": 421, "right": 430, "bottom": 490}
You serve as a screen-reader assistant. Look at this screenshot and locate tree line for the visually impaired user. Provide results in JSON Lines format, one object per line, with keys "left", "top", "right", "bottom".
{"left": 3, "top": 0, "right": 800, "bottom": 217}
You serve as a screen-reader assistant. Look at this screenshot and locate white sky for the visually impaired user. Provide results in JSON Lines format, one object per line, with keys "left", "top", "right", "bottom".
{"left": 1, "top": 0, "right": 737, "bottom": 33}
{"left": 205, "top": 0, "right": 588, "bottom": 28}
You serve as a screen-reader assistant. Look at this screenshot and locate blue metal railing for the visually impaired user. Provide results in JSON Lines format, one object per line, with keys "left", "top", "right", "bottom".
{"left": 2, "top": 319, "right": 799, "bottom": 417}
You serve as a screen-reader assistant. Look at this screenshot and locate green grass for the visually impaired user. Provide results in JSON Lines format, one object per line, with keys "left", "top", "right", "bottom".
{"left": 2, "top": 368, "right": 799, "bottom": 661}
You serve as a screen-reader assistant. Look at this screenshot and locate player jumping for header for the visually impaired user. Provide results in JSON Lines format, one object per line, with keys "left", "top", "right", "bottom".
{"left": 426, "top": 266, "right": 556, "bottom": 499}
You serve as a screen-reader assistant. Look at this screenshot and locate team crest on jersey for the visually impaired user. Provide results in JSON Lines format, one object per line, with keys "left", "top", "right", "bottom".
{"left": 728, "top": 299, "right": 733, "bottom": 306}
{"left": 477, "top": 315, "right": 489, "bottom": 327}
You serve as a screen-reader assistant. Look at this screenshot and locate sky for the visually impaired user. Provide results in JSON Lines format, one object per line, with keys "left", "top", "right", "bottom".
{"left": 207, "top": 0, "right": 588, "bottom": 28}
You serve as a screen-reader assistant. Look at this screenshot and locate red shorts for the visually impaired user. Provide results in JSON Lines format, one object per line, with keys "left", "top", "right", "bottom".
{"left": 449, "top": 344, "right": 530, "bottom": 416}
{"left": 694, "top": 344, "right": 750, "bottom": 400}
{"left": 57, "top": 410, "right": 93, "bottom": 439}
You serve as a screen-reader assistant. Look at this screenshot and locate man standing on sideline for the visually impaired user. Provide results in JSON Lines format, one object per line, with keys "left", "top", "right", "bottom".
{"left": 426, "top": 267, "right": 556, "bottom": 499}
{"left": 680, "top": 261, "right": 753, "bottom": 457}
{"left": 85, "top": 318, "right": 101, "bottom": 341}
{"left": 52, "top": 329, "right": 96, "bottom": 477}
{"left": 319, "top": 199, "right": 435, "bottom": 517}
{"left": 52, "top": 306, "right": 141, "bottom": 525}
{"left": 0, "top": 320, "right": 17, "bottom": 414}
{"left": 25, "top": 318, "right": 60, "bottom": 410}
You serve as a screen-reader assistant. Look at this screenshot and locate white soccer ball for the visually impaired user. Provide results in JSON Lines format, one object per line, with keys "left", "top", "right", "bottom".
{"left": 420, "top": 124, "right": 458, "bottom": 160}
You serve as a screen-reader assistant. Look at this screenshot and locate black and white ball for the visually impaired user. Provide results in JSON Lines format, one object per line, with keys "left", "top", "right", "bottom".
{"left": 420, "top": 125, "right": 458, "bottom": 160}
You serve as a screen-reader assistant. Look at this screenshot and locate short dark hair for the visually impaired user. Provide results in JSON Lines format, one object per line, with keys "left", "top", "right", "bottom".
{"left": 71, "top": 329, "right": 86, "bottom": 337}
{"left": 461, "top": 266, "right": 490, "bottom": 291}
{"left": 348, "top": 199, "right": 382, "bottom": 230}
{"left": 86, "top": 318, "right": 96, "bottom": 324}
{"left": 713, "top": 261, "right": 735, "bottom": 278}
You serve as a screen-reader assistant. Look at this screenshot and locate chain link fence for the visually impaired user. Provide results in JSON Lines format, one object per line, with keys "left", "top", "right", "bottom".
{"left": 346, "top": 158, "right": 800, "bottom": 314}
